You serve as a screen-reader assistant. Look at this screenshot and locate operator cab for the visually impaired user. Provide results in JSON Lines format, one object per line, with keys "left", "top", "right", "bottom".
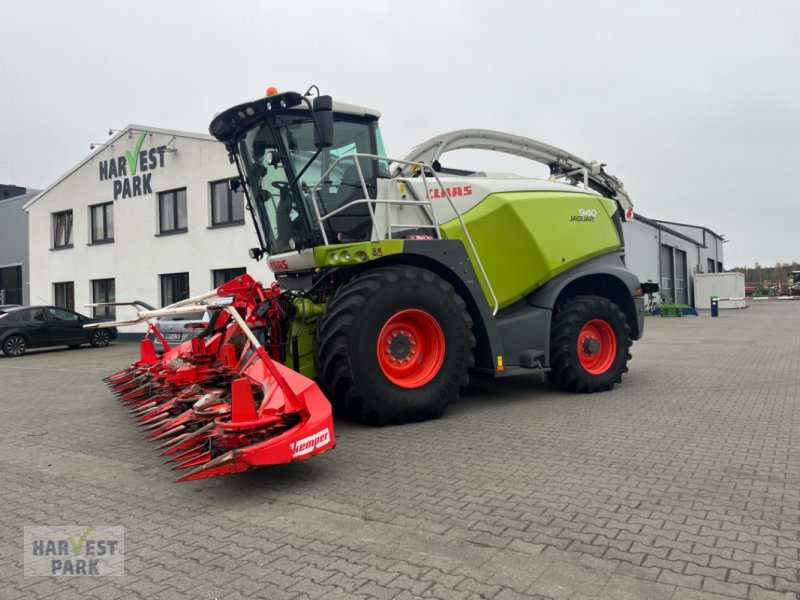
{"left": 210, "top": 90, "right": 388, "bottom": 257}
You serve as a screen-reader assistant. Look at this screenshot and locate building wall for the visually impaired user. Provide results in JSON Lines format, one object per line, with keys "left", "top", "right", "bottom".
{"left": 0, "top": 192, "right": 33, "bottom": 305}
{"left": 621, "top": 218, "right": 660, "bottom": 289}
{"left": 656, "top": 222, "right": 724, "bottom": 273}
{"left": 658, "top": 229, "right": 703, "bottom": 304}
{"left": 623, "top": 217, "right": 725, "bottom": 306}
{"left": 26, "top": 129, "right": 271, "bottom": 333}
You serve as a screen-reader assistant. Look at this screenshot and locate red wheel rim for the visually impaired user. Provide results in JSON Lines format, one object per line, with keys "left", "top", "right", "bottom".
{"left": 377, "top": 309, "right": 445, "bottom": 388}
{"left": 577, "top": 319, "right": 617, "bottom": 375}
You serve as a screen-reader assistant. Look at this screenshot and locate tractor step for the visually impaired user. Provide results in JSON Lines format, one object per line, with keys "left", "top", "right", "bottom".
{"left": 518, "top": 349, "right": 546, "bottom": 369}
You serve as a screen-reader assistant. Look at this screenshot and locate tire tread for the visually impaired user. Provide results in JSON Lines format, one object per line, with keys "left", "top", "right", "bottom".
{"left": 314, "top": 266, "right": 475, "bottom": 424}
{"left": 548, "top": 295, "right": 631, "bottom": 393}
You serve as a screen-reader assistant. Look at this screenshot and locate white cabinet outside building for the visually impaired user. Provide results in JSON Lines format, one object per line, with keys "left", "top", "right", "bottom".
{"left": 694, "top": 273, "right": 746, "bottom": 309}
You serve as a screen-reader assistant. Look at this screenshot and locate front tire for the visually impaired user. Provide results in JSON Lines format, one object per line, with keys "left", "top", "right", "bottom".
{"left": 548, "top": 295, "right": 631, "bottom": 393}
{"left": 90, "top": 329, "right": 112, "bottom": 347}
{"left": 3, "top": 335, "right": 27, "bottom": 357}
{"left": 315, "top": 266, "right": 475, "bottom": 425}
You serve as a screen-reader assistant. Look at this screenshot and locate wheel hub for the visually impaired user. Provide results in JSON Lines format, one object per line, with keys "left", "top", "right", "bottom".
{"left": 388, "top": 331, "right": 412, "bottom": 361}
{"left": 377, "top": 310, "right": 445, "bottom": 388}
{"left": 8, "top": 338, "right": 24, "bottom": 354}
{"left": 582, "top": 337, "right": 601, "bottom": 356}
{"left": 576, "top": 319, "right": 617, "bottom": 375}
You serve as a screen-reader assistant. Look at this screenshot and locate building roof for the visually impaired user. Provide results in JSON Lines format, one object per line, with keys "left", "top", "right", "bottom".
{"left": 0, "top": 190, "right": 40, "bottom": 207}
{"left": 652, "top": 219, "right": 724, "bottom": 240}
{"left": 632, "top": 213, "right": 710, "bottom": 248}
{"left": 0, "top": 183, "right": 28, "bottom": 200}
{"left": 23, "top": 125, "right": 219, "bottom": 211}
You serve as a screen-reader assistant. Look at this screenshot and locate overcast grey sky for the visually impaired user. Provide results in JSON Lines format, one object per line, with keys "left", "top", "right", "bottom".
{"left": 1, "top": 0, "right": 797, "bottom": 268}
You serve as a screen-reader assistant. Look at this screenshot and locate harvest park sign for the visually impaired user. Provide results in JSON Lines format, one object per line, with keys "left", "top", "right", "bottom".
{"left": 98, "top": 132, "right": 169, "bottom": 199}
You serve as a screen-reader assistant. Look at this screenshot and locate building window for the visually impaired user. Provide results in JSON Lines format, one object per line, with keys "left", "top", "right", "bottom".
{"left": 92, "top": 278, "right": 116, "bottom": 320}
{"left": 707, "top": 258, "right": 715, "bottom": 273}
{"left": 210, "top": 180, "right": 245, "bottom": 227}
{"left": 53, "top": 210, "right": 73, "bottom": 248}
{"left": 158, "top": 188, "right": 187, "bottom": 234}
{"left": 212, "top": 267, "right": 247, "bottom": 289}
{"left": 160, "top": 272, "right": 190, "bottom": 307}
{"left": 717, "top": 261, "right": 723, "bottom": 273}
{"left": 90, "top": 202, "right": 114, "bottom": 243}
{"left": 54, "top": 281, "right": 75, "bottom": 311}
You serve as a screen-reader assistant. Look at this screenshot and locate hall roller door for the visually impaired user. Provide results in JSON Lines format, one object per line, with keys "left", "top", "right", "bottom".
{"left": 660, "top": 245, "right": 674, "bottom": 303}
{"left": 675, "top": 249, "right": 688, "bottom": 304}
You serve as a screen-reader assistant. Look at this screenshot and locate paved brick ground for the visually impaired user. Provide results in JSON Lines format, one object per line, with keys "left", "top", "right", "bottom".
{"left": 1, "top": 302, "right": 799, "bottom": 599}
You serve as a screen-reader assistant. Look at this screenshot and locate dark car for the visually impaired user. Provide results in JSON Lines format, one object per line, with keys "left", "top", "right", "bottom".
{"left": 0, "top": 306, "right": 118, "bottom": 357}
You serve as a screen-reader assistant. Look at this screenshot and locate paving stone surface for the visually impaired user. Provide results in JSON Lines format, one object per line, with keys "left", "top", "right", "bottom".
{"left": 1, "top": 302, "right": 799, "bottom": 599}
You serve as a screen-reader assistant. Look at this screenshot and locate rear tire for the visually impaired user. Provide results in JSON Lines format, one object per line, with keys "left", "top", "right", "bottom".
{"left": 90, "top": 329, "right": 112, "bottom": 347}
{"left": 3, "top": 335, "right": 27, "bottom": 357}
{"left": 315, "top": 266, "right": 475, "bottom": 425}
{"left": 548, "top": 295, "right": 631, "bottom": 393}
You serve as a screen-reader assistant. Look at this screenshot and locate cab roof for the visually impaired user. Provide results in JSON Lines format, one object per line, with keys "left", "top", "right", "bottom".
{"left": 209, "top": 91, "right": 380, "bottom": 145}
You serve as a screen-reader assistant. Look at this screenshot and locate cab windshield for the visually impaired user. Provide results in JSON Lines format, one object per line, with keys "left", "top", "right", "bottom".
{"left": 237, "top": 113, "right": 387, "bottom": 255}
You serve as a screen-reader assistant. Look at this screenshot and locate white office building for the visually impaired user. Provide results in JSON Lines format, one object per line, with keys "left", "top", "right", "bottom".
{"left": 24, "top": 126, "right": 264, "bottom": 335}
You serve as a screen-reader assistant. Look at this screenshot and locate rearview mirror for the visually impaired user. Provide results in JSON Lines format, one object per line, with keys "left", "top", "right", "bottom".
{"left": 313, "top": 95, "right": 334, "bottom": 149}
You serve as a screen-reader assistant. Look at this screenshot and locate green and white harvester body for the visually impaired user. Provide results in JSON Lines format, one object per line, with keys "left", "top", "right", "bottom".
{"left": 209, "top": 89, "right": 645, "bottom": 425}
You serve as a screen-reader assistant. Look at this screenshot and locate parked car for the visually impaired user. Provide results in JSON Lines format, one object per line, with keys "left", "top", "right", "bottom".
{"left": 151, "top": 298, "right": 232, "bottom": 354}
{"left": 0, "top": 304, "right": 21, "bottom": 314}
{"left": 0, "top": 306, "right": 118, "bottom": 357}
{"left": 152, "top": 309, "right": 209, "bottom": 354}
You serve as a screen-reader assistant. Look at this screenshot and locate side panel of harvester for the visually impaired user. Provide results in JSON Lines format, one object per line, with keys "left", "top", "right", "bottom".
{"left": 439, "top": 192, "right": 623, "bottom": 310}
